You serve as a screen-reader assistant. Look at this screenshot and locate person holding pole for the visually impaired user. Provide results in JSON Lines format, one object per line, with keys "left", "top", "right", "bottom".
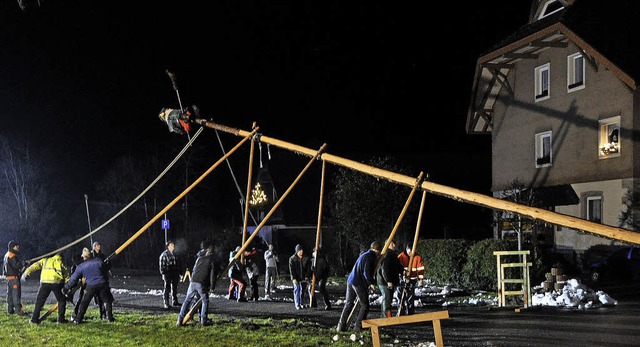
{"left": 336, "top": 241, "right": 381, "bottom": 333}
{"left": 377, "top": 239, "right": 404, "bottom": 318}
{"left": 176, "top": 240, "right": 217, "bottom": 326}
{"left": 397, "top": 243, "right": 425, "bottom": 315}
{"left": 22, "top": 252, "right": 70, "bottom": 324}
{"left": 309, "top": 246, "right": 332, "bottom": 310}
{"left": 263, "top": 243, "right": 278, "bottom": 297}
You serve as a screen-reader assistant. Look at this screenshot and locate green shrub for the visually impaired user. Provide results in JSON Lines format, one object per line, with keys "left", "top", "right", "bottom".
{"left": 462, "top": 239, "right": 514, "bottom": 291}
{"left": 418, "top": 239, "right": 474, "bottom": 287}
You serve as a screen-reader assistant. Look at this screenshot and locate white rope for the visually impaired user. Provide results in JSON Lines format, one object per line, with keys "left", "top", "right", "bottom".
{"left": 28, "top": 126, "right": 205, "bottom": 263}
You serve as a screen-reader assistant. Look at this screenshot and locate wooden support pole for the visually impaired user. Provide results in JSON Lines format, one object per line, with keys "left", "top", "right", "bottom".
{"left": 310, "top": 160, "right": 327, "bottom": 306}
{"left": 107, "top": 128, "right": 258, "bottom": 261}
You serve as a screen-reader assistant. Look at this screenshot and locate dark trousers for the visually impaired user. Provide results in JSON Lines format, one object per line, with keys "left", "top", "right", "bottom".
{"left": 32, "top": 282, "right": 66, "bottom": 322}
{"left": 163, "top": 274, "right": 179, "bottom": 305}
{"left": 337, "top": 283, "right": 369, "bottom": 332}
{"left": 75, "top": 282, "right": 113, "bottom": 323}
{"left": 6, "top": 278, "right": 22, "bottom": 314}
{"left": 310, "top": 277, "right": 331, "bottom": 308}
{"left": 72, "top": 284, "right": 86, "bottom": 318}
{"left": 248, "top": 275, "right": 259, "bottom": 300}
{"left": 397, "top": 280, "right": 416, "bottom": 315}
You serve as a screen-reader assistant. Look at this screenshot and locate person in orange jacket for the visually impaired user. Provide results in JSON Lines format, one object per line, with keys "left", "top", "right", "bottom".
{"left": 396, "top": 243, "right": 425, "bottom": 315}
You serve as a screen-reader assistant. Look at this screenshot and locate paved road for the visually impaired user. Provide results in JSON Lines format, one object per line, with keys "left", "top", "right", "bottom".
{"left": 15, "top": 271, "right": 640, "bottom": 346}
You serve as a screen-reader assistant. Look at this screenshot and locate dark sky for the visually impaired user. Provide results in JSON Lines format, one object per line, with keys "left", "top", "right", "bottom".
{"left": 1, "top": 1, "right": 531, "bottom": 235}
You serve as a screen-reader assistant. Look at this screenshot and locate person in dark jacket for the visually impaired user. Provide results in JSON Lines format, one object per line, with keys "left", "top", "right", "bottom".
{"left": 309, "top": 247, "right": 332, "bottom": 310}
{"left": 176, "top": 241, "right": 217, "bottom": 326}
{"left": 3, "top": 240, "right": 26, "bottom": 315}
{"left": 159, "top": 240, "right": 180, "bottom": 308}
{"left": 62, "top": 256, "right": 114, "bottom": 323}
{"left": 90, "top": 241, "right": 108, "bottom": 319}
{"left": 289, "top": 244, "right": 311, "bottom": 310}
{"left": 69, "top": 247, "right": 91, "bottom": 321}
{"left": 244, "top": 248, "right": 260, "bottom": 301}
{"left": 377, "top": 239, "right": 403, "bottom": 318}
{"left": 336, "top": 241, "right": 381, "bottom": 333}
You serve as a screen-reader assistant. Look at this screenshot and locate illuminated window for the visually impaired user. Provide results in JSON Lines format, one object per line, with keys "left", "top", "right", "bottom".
{"left": 586, "top": 196, "right": 602, "bottom": 223}
{"left": 599, "top": 116, "right": 620, "bottom": 158}
{"left": 567, "top": 53, "right": 585, "bottom": 91}
{"left": 535, "top": 63, "right": 550, "bottom": 101}
{"left": 535, "top": 131, "right": 552, "bottom": 167}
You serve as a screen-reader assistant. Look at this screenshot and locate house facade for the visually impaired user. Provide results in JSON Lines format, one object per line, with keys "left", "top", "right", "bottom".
{"left": 466, "top": 0, "right": 640, "bottom": 253}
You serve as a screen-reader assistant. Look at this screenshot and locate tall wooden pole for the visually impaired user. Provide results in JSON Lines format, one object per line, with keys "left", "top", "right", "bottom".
{"left": 194, "top": 119, "right": 640, "bottom": 246}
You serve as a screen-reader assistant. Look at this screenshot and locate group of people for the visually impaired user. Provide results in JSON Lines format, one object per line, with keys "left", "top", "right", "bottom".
{"left": 7, "top": 236, "right": 424, "bottom": 331}
{"left": 3, "top": 240, "right": 114, "bottom": 325}
{"left": 336, "top": 240, "right": 425, "bottom": 333}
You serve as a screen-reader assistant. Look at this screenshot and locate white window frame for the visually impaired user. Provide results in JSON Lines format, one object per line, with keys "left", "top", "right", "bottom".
{"left": 586, "top": 196, "right": 602, "bottom": 223}
{"left": 535, "top": 131, "right": 552, "bottom": 168}
{"left": 538, "top": 0, "right": 564, "bottom": 19}
{"left": 598, "top": 116, "right": 620, "bottom": 158}
{"left": 567, "top": 52, "right": 585, "bottom": 92}
{"left": 535, "top": 63, "right": 550, "bottom": 102}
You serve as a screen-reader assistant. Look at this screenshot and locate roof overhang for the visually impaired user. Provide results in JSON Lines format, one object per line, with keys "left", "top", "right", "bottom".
{"left": 529, "top": 184, "right": 579, "bottom": 207}
{"left": 465, "top": 22, "right": 637, "bottom": 135}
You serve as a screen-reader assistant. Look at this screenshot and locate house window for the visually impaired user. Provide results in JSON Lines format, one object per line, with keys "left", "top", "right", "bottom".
{"left": 599, "top": 116, "right": 620, "bottom": 158}
{"left": 538, "top": 0, "right": 564, "bottom": 19}
{"left": 567, "top": 53, "right": 585, "bottom": 91}
{"left": 586, "top": 196, "right": 602, "bottom": 223}
{"left": 535, "top": 63, "right": 550, "bottom": 101}
{"left": 535, "top": 131, "right": 552, "bottom": 167}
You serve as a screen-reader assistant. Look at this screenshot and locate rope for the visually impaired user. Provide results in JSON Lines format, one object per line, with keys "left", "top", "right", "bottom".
{"left": 214, "top": 128, "right": 259, "bottom": 226}
{"left": 27, "top": 126, "right": 205, "bottom": 264}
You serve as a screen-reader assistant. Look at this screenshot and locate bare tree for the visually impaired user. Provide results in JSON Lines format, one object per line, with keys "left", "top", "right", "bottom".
{"left": 495, "top": 178, "right": 536, "bottom": 251}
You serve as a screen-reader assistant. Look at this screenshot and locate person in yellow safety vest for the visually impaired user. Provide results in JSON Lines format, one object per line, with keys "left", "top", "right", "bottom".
{"left": 396, "top": 244, "right": 425, "bottom": 315}
{"left": 21, "top": 252, "right": 70, "bottom": 324}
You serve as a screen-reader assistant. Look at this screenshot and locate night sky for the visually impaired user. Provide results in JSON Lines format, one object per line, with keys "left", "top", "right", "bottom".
{"left": 1, "top": 1, "right": 531, "bottom": 236}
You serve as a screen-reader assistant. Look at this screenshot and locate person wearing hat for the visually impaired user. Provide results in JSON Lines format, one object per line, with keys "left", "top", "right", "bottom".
{"left": 176, "top": 241, "right": 218, "bottom": 326}
{"left": 3, "top": 240, "right": 26, "bottom": 315}
{"left": 159, "top": 240, "right": 181, "bottom": 309}
{"left": 336, "top": 241, "right": 381, "bottom": 333}
{"left": 288, "top": 244, "right": 311, "bottom": 310}
{"left": 397, "top": 243, "right": 425, "bottom": 315}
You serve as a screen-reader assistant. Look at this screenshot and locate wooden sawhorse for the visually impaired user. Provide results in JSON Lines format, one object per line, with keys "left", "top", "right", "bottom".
{"left": 361, "top": 310, "right": 450, "bottom": 347}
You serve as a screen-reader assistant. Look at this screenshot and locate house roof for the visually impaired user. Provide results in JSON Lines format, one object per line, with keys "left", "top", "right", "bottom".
{"left": 466, "top": 0, "right": 640, "bottom": 135}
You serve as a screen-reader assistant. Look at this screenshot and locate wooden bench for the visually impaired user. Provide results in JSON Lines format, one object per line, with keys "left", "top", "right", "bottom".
{"left": 361, "top": 310, "right": 450, "bottom": 347}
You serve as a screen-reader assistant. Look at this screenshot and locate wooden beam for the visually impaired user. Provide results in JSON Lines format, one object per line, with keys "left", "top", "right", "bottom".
{"left": 194, "top": 119, "right": 640, "bottom": 246}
